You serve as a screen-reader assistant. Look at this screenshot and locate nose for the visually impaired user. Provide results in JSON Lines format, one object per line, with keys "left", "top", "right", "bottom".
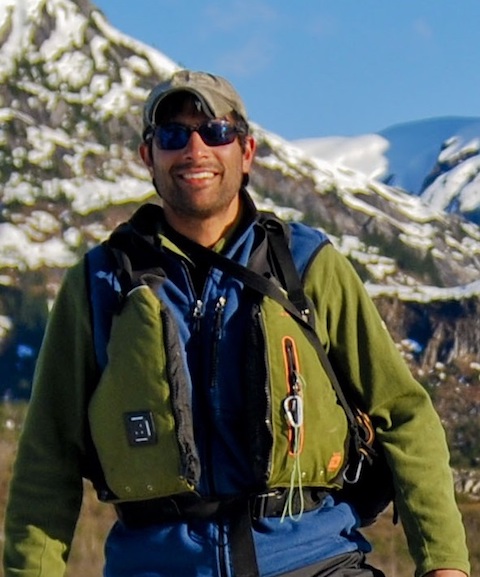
{"left": 182, "top": 130, "right": 209, "bottom": 159}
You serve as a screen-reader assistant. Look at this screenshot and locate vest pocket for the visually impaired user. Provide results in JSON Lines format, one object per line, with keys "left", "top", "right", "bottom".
{"left": 245, "top": 297, "right": 349, "bottom": 491}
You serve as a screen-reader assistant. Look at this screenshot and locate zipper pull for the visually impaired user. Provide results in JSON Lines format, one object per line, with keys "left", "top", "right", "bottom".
{"left": 210, "top": 296, "right": 227, "bottom": 389}
{"left": 214, "top": 296, "right": 227, "bottom": 340}
{"left": 192, "top": 299, "right": 205, "bottom": 332}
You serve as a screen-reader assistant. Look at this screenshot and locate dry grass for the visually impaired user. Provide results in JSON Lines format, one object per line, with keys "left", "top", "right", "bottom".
{"left": 65, "top": 483, "right": 115, "bottom": 577}
{"left": 0, "top": 403, "right": 478, "bottom": 577}
{"left": 366, "top": 497, "right": 480, "bottom": 577}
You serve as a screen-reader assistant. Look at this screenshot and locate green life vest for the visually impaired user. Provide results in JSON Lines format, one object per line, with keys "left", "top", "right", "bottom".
{"left": 84, "top": 203, "right": 355, "bottom": 502}
{"left": 85, "top": 209, "right": 393, "bottom": 529}
{"left": 87, "top": 277, "right": 349, "bottom": 502}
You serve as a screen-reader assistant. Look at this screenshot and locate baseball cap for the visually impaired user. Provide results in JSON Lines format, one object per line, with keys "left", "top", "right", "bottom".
{"left": 143, "top": 70, "right": 248, "bottom": 130}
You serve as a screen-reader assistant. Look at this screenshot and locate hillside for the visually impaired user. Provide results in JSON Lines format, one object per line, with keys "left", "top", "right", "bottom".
{"left": 0, "top": 0, "right": 479, "bottom": 468}
{"left": 294, "top": 116, "right": 480, "bottom": 224}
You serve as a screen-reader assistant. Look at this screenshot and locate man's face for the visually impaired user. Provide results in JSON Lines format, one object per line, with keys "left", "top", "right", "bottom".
{"left": 140, "top": 101, "right": 255, "bottom": 230}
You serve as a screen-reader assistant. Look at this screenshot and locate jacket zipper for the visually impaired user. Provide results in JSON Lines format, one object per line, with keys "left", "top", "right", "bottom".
{"left": 210, "top": 296, "right": 226, "bottom": 388}
{"left": 187, "top": 268, "right": 234, "bottom": 576}
{"left": 190, "top": 296, "right": 220, "bottom": 496}
{"left": 218, "top": 521, "right": 229, "bottom": 577}
{"left": 206, "top": 296, "right": 230, "bottom": 576}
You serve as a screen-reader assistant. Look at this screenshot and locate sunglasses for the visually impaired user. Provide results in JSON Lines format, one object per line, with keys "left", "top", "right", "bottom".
{"left": 152, "top": 120, "right": 244, "bottom": 150}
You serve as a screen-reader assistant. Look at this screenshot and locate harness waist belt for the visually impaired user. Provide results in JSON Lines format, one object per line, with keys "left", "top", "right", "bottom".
{"left": 115, "top": 488, "right": 329, "bottom": 528}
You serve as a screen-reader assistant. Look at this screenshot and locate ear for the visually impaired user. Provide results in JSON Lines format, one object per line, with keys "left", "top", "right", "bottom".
{"left": 242, "top": 135, "right": 256, "bottom": 173}
{"left": 139, "top": 142, "right": 154, "bottom": 173}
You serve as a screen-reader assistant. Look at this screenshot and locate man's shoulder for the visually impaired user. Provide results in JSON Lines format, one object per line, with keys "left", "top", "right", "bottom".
{"left": 287, "top": 221, "right": 331, "bottom": 277}
{"left": 288, "top": 221, "right": 329, "bottom": 246}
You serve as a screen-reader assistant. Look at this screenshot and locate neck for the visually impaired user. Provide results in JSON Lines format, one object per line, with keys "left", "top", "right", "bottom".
{"left": 166, "top": 219, "right": 228, "bottom": 247}
{"left": 163, "top": 201, "right": 241, "bottom": 247}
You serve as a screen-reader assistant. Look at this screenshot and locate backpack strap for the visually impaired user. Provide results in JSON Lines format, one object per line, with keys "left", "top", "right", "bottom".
{"left": 258, "top": 213, "right": 313, "bottom": 320}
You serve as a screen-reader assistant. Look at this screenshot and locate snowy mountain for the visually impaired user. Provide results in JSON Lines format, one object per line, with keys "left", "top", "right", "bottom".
{"left": 1, "top": 2, "right": 477, "bottom": 288}
{"left": 294, "top": 116, "right": 480, "bottom": 224}
{"left": 0, "top": 0, "right": 479, "bottom": 458}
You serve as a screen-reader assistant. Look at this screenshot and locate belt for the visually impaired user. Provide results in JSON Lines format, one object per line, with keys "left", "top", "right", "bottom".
{"left": 115, "top": 487, "right": 329, "bottom": 529}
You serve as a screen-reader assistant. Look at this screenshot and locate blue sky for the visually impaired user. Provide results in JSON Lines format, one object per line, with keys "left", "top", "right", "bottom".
{"left": 94, "top": 0, "right": 480, "bottom": 141}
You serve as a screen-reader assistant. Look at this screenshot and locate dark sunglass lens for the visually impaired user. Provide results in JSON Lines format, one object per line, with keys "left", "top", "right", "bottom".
{"left": 155, "top": 124, "right": 190, "bottom": 150}
{"left": 199, "top": 121, "right": 237, "bottom": 146}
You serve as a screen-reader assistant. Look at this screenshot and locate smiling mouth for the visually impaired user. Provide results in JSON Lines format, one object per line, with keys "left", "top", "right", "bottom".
{"left": 181, "top": 171, "right": 216, "bottom": 180}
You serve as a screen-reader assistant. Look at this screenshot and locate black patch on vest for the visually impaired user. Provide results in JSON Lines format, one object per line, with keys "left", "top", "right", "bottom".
{"left": 124, "top": 411, "right": 157, "bottom": 446}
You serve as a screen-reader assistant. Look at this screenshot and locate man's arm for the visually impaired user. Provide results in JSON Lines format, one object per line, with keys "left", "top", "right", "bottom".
{"left": 3, "top": 261, "right": 97, "bottom": 576}
{"left": 304, "top": 244, "right": 470, "bottom": 577}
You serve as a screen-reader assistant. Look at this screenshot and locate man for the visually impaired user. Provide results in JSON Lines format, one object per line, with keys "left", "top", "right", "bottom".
{"left": 3, "top": 70, "right": 470, "bottom": 577}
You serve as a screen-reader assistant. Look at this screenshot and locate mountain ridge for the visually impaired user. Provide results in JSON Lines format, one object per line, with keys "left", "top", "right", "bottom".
{"left": 295, "top": 116, "right": 480, "bottom": 225}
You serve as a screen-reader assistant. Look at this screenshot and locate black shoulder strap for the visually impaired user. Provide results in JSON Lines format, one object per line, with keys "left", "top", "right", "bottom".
{"left": 258, "top": 213, "right": 312, "bottom": 318}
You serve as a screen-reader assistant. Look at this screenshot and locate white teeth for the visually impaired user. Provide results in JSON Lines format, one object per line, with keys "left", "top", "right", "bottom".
{"left": 182, "top": 171, "right": 214, "bottom": 180}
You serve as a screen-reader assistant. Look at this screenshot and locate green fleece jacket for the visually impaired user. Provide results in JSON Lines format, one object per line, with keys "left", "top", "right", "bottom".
{"left": 3, "top": 224, "right": 470, "bottom": 577}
